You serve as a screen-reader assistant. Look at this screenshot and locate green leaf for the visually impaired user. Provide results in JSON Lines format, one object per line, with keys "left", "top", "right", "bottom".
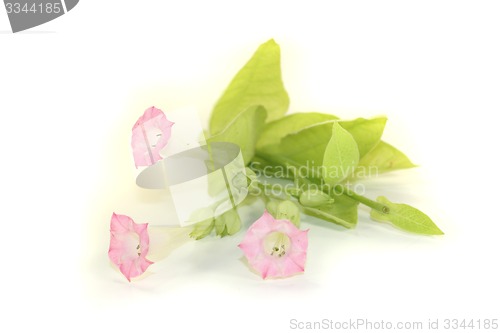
{"left": 338, "top": 117, "right": 387, "bottom": 158}
{"left": 257, "top": 112, "right": 338, "bottom": 149}
{"left": 190, "top": 218, "right": 215, "bottom": 240}
{"left": 302, "top": 193, "right": 358, "bottom": 228}
{"left": 207, "top": 105, "right": 267, "bottom": 164}
{"left": 224, "top": 209, "right": 242, "bottom": 236}
{"left": 256, "top": 117, "right": 385, "bottom": 176}
{"left": 188, "top": 207, "right": 216, "bottom": 240}
{"left": 209, "top": 39, "right": 289, "bottom": 136}
{"left": 322, "top": 122, "right": 360, "bottom": 186}
{"left": 257, "top": 121, "right": 335, "bottom": 172}
{"left": 370, "top": 196, "right": 443, "bottom": 235}
{"left": 357, "top": 141, "right": 417, "bottom": 175}
{"left": 214, "top": 214, "right": 226, "bottom": 236}
{"left": 214, "top": 209, "right": 242, "bottom": 237}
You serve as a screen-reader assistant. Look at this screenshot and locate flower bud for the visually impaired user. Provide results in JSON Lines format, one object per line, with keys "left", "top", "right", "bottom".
{"left": 299, "top": 189, "right": 334, "bottom": 208}
{"left": 276, "top": 200, "right": 300, "bottom": 228}
{"left": 266, "top": 200, "right": 279, "bottom": 216}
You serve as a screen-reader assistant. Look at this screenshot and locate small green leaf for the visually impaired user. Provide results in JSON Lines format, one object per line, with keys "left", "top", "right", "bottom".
{"left": 214, "top": 209, "right": 241, "bottom": 237}
{"left": 190, "top": 218, "right": 215, "bottom": 240}
{"left": 357, "top": 141, "right": 417, "bottom": 174}
{"left": 257, "top": 112, "right": 338, "bottom": 149}
{"left": 209, "top": 39, "right": 289, "bottom": 136}
{"left": 370, "top": 196, "right": 444, "bottom": 235}
{"left": 214, "top": 215, "right": 225, "bottom": 236}
{"left": 188, "top": 207, "right": 216, "bottom": 240}
{"left": 322, "top": 122, "right": 360, "bottom": 186}
{"left": 224, "top": 209, "right": 242, "bottom": 236}
{"left": 207, "top": 105, "right": 267, "bottom": 164}
{"left": 302, "top": 194, "right": 358, "bottom": 228}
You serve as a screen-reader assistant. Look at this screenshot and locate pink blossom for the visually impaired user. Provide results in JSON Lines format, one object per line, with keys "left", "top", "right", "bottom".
{"left": 131, "top": 106, "right": 174, "bottom": 168}
{"left": 108, "top": 213, "right": 153, "bottom": 281}
{"left": 238, "top": 211, "right": 309, "bottom": 279}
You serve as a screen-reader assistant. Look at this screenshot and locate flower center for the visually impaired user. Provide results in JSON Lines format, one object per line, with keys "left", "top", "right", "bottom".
{"left": 122, "top": 232, "right": 142, "bottom": 258}
{"left": 264, "top": 232, "right": 291, "bottom": 258}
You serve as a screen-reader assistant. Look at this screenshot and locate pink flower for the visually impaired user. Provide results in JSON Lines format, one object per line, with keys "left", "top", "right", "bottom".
{"left": 131, "top": 106, "right": 174, "bottom": 168}
{"left": 108, "top": 213, "right": 154, "bottom": 281}
{"left": 238, "top": 211, "right": 309, "bottom": 279}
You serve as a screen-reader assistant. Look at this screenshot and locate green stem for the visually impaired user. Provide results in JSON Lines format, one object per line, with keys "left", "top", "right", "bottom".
{"left": 253, "top": 153, "right": 390, "bottom": 214}
{"left": 333, "top": 185, "right": 389, "bottom": 214}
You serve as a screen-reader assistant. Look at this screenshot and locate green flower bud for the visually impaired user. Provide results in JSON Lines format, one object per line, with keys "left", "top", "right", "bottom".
{"left": 276, "top": 200, "right": 300, "bottom": 228}
{"left": 299, "top": 189, "right": 334, "bottom": 208}
{"left": 266, "top": 200, "right": 279, "bottom": 216}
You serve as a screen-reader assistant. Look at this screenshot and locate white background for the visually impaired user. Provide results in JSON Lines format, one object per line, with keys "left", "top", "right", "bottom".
{"left": 1, "top": 1, "right": 499, "bottom": 332}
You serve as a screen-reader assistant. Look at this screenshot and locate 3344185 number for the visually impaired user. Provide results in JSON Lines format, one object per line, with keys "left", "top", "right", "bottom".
{"left": 5, "top": 2, "right": 62, "bottom": 14}
{"left": 444, "top": 319, "right": 498, "bottom": 330}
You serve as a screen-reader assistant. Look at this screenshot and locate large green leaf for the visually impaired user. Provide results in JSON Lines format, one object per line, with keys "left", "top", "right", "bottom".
{"left": 256, "top": 117, "right": 387, "bottom": 175}
{"left": 322, "top": 122, "right": 360, "bottom": 186}
{"left": 257, "top": 121, "right": 334, "bottom": 171}
{"left": 357, "top": 141, "right": 416, "bottom": 175}
{"left": 370, "top": 196, "right": 443, "bottom": 235}
{"left": 209, "top": 39, "right": 289, "bottom": 136}
{"left": 257, "top": 112, "right": 338, "bottom": 149}
{"left": 339, "top": 117, "right": 387, "bottom": 157}
{"left": 207, "top": 105, "right": 267, "bottom": 164}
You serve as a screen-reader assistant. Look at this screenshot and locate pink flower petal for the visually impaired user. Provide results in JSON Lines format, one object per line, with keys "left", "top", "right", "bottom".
{"left": 238, "top": 210, "right": 309, "bottom": 279}
{"left": 131, "top": 106, "right": 174, "bottom": 168}
{"left": 108, "top": 213, "right": 154, "bottom": 281}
